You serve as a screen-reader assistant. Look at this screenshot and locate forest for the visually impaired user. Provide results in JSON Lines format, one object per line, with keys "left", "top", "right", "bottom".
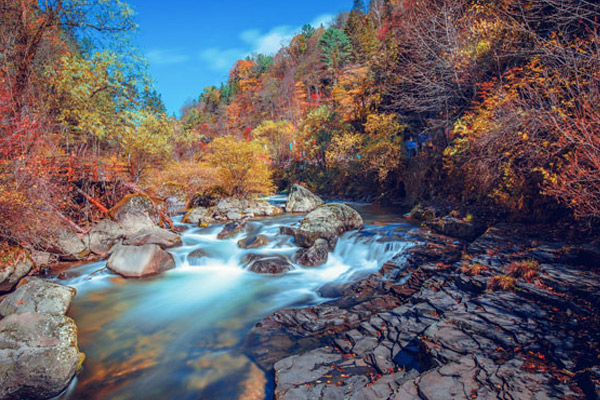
{"left": 1, "top": 0, "right": 599, "bottom": 252}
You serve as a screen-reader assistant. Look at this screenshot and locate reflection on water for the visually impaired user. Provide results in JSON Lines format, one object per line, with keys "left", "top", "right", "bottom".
{"left": 57, "top": 201, "right": 415, "bottom": 400}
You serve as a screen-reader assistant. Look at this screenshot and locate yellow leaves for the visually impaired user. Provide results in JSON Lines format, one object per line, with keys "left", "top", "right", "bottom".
{"left": 202, "top": 136, "right": 274, "bottom": 196}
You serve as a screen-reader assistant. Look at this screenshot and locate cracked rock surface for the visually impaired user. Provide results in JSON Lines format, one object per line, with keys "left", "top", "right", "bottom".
{"left": 244, "top": 223, "right": 600, "bottom": 399}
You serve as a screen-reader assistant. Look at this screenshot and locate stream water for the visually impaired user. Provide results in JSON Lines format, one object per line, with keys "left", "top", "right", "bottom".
{"left": 55, "top": 198, "right": 416, "bottom": 400}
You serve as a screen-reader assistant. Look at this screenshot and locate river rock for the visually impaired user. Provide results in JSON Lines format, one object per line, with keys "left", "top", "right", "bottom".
{"left": 86, "top": 219, "right": 125, "bottom": 255}
{"left": 279, "top": 226, "right": 297, "bottom": 237}
{"left": 238, "top": 234, "right": 269, "bottom": 249}
{"left": 107, "top": 244, "right": 175, "bottom": 278}
{"left": 294, "top": 203, "right": 363, "bottom": 249}
{"left": 295, "top": 239, "right": 329, "bottom": 267}
{"left": 425, "top": 215, "right": 486, "bottom": 242}
{"left": 188, "top": 248, "right": 208, "bottom": 261}
{"left": 217, "top": 220, "right": 247, "bottom": 240}
{"left": 123, "top": 227, "right": 182, "bottom": 249}
{"left": 0, "top": 257, "right": 33, "bottom": 294}
{"left": 0, "top": 278, "right": 75, "bottom": 317}
{"left": 0, "top": 312, "right": 83, "bottom": 400}
{"left": 285, "top": 184, "right": 324, "bottom": 213}
{"left": 110, "top": 194, "right": 161, "bottom": 236}
{"left": 183, "top": 207, "right": 212, "bottom": 226}
{"left": 244, "top": 255, "right": 293, "bottom": 274}
{"left": 214, "top": 198, "right": 283, "bottom": 220}
{"left": 49, "top": 227, "right": 89, "bottom": 261}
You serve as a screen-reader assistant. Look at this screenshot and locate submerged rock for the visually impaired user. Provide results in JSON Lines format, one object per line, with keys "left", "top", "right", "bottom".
{"left": 0, "top": 257, "right": 33, "bottom": 294}
{"left": 279, "top": 226, "right": 297, "bottom": 237}
{"left": 107, "top": 244, "right": 175, "bottom": 278}
{"left": 0, "top": 312, "right": 83, "bottom": 400}
{"left": 217, "top": 221, "right": 247, "bottom": 240}
{"left": 123, "top": 227, "right": 182, "bottom": 249}
{"left": 285, "top": 184, "right": 324, "bottom": 213}
{"left": 244, "top": 254, "right": 293, "bottom": 275}
{"left": 86, "top": 219, "right": 125, "bottom": 256}
{"left": 0, "top": 278, "right": 75, "bottom": 317}
{"left": 295, "top": 203, "right": 363, "bottom": 249}
{"left": 238, "top": 234, "right": 269, "bottom": 249}
{"left": 110, "top": 194, "right": 161, "bottom": 236}
{"left": 295, "top": 238, "right": 329, "bottom": 267}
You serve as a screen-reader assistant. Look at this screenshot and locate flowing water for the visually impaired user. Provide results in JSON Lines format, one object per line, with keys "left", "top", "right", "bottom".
{"left": 56, "top": 198, "right": 416, "bottom": 400}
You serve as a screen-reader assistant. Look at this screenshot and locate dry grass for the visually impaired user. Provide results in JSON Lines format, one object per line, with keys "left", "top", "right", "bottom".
{"left": 461, "top": 263, "right": 489, "bottom": 276}
{"left": 507, "top": 259, "right": 540, "bottom": 282}
{"left": 487, "top": 275, "right": 517, "bottom": 291}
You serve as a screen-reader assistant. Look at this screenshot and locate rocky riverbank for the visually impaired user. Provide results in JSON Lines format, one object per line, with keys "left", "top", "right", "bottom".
{"left": 245, "top": 217, "right": 600, "bottom": 399}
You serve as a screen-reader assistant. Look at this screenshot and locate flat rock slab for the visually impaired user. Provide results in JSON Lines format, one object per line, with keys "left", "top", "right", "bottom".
{"left": 0, "top": 312, "right": 82, "bottom": 400}
{"left": 123, "top": 227, "right": 182, "bottom": 249}
{"left": 0, "top": 278, "right": 76, "bottom": 317}
{"left": 107, "top": 244, "right": 175, "bottom": 278}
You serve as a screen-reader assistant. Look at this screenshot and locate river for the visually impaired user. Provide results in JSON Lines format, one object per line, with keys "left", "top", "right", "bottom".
{"left": 55, "top": 197, "right": 416, "bottom": 399}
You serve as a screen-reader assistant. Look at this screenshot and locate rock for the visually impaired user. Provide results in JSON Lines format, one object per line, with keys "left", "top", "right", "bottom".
{"left": 294, "top": 203, "right": 363, "bottom": 249}
{"left": 0, "top": 278, "right": 75, "bottom": 317}
{"left": 123, "top": 227, "right": 182, "bottom": 249}
{"left": 295, "top": 238, "right": 329, "bottom": 267}
{"left": 244, "top": 255, "right": 293, "bottom": 274}
{"left": 285, "top": 184, "right": 324, "bottom": 213}
{"left": 86, "top": 219, "right": 125, "bottom": 255}
{"left": 0, "top": 312, "right": 83, "bottom": 400}
{"left": 49, "top": 227, "right": 89, "bottom": 261}
{"left": 0, "top": 257, "right": 32, "bottom": 294}
{"left": 183, "top": 207, "right": 212, "bottom": 226}
{"left": 106, "top": 244, "right": 175, "bottom": 278}
{"left": 188, "top": 249, "right": 208, "bottom": 261}
{"left": 238, "top": 234, "right": 269, "bottom": 249}
{"left": 279, "top": 226, "right": 297, "bottom": 237}
{"left": 407, "top": 203, "right": 445, "bottom": 220}
{"left": 110, "top": 194, "right": 161, "bottom": 236}
{"left": 217, "top": 221, "right": 247, "bottom": 240}
{"left": 425, "top": 215, "right": 486, "bottom": 242}
{"left": 213, "top": 198, "right": 283, "bottom": 220}
{"left": 28, "top": 250, "right": 56, "bottom": 270}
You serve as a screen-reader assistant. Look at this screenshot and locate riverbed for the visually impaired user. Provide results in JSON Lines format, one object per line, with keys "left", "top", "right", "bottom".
{"left": 56, "top": 199, "right": 415, "bottom": 399}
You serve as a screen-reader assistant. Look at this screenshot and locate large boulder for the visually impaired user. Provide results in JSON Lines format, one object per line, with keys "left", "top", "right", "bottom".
{"left": 123, "top": 227, "right": 182, "bottom": 249}
{"left": 294, "top": 204, "right": 363, "bottom": 249}
{"left": 285, "top": 184, "right": 324, "bottom": 213}
{"left": 183, "top": 207, "right": 212, "bottom": 226}
{"left": 217, "top": 221, "right": 247, "bottom": 240}
{"left": 86, "top": 219, "right": 125, "bottom": 256}
{"left": 110, "top": 194, "right": 161, "bottom": 236}
{"left": 295, "top": 238, "right": 329, "bottom": 267}
{"left": 49, "top": 227, "right": 89, "bottom": 261}
{"left": 213, "top": 198, "right": 283, "bottom": 220}
{"left": 0, "top": 278, "right": 75, "bottom": 317}
{"left": 238, "top": 234, "right": 269, "bottom": 249}
{"left": 0, "top": 312, "right": 83, "bottom": 400}
{"left": 0, "top": 257, "right": 32, "bottom": 294}
{"left": 107, "top": 244, "right": 175, "bottom": 278}
{"left": 244, "top": 255, "right": 293, "bottom": 275}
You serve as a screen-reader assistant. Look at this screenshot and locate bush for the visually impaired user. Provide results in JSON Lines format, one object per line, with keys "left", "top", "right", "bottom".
{"left": 202, "top": 136, "right": 274, "bottom": 197}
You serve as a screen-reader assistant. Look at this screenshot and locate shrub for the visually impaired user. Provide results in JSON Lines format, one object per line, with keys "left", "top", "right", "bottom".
{"left": 507, "top": 259, "right": 539, "bottom": 282}
{"left": 202, "top": 136, "right": 274, "bottom": 197}
{"left": 487, "top": 275, "right": 516, "bottom": 291}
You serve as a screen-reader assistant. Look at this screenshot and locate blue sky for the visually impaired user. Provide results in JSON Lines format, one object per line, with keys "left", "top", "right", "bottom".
{"left": 127, "top": 0, "right": 353, "bottom": 115}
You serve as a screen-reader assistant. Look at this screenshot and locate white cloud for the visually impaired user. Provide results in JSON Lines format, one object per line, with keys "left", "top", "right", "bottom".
{"left": 199, "top": 47, "right": 247, "bottom": 71}
{"left": 310, "top": 13, "right": 335, "bottom": 28}
{"left": 240, "top": 25, "right": 296, "bottom": 55}
{"left": 146, "top": 49, "right": 190, "bottom": 65}
{"left": 197, "top": 12, "right": 337, "bottom": 72}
